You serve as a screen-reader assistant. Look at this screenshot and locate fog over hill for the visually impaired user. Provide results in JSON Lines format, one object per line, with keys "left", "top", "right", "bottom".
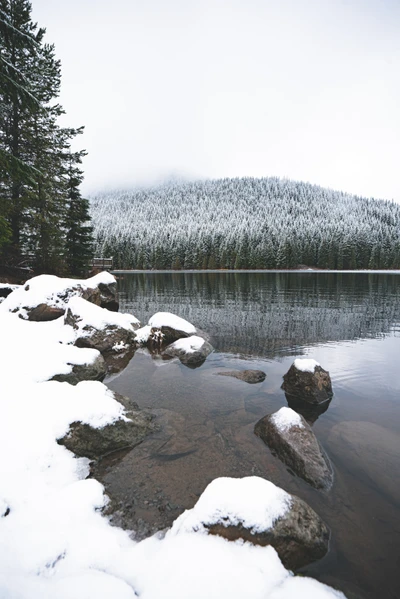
{"left": 90, "top": 178, "right": 400, "bottom": 270}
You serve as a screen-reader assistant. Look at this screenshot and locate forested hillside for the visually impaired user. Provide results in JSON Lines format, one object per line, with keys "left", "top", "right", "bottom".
{"left": 90, "top": 178, "right": 400, "bottom": 270}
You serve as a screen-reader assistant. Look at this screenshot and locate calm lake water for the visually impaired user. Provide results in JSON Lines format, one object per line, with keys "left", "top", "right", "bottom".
{"left": 102, "top": 272, "right": 400, "bottom": 599}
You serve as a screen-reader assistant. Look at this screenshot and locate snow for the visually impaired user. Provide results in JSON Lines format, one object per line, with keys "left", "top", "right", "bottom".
{"left": 0, "top": 284, "right": 347, "bottom": 599}
{"left": 0, "top": 283, "right": 19, "bottom": 290}
{"left": 166, "top": 335, "right": 206, "bottom": 354}
{"left": 0, "top": 310, "right": 101, "bottom": 384}
{"left": 170, "top": 477, "right": 292, "bottom": 535}
{"left": 271, "top": 408, "right": 304, "bottom": 432}
{"left": 0, "top": 271, "right": 116, "bottom": 318}
{"left": 135, "top": 324, "right": 152, "bottom": 344}
{"left": 293, "top": 358, "right": 320, "bottom": 373}
{"left": 148, "top": 311, "right": 196, "bottom": 335}
{"left": 66, "top": 296, "right": 139, "bottom": 333}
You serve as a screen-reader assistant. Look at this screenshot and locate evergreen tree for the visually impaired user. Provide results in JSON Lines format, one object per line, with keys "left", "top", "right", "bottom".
{"left": 64, "top": 149, "right": 94, "bottom": 276}
{"left": 0, "top": 0, "right": 92, "bottom": 275}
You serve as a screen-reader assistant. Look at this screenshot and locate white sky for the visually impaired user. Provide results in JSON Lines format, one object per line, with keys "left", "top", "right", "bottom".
{"left": 32, "top": 0, "right": 400, "bottom": 201}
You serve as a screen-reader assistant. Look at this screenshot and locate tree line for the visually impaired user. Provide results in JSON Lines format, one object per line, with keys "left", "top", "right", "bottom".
{"left": 0, "top": 0, "right": 94, "bottom": 276}
{"left": 91, "top": 178, "right": 400, "bottom": 270}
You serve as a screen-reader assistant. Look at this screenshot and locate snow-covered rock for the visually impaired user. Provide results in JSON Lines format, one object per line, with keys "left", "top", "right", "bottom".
{"left": 282, "top": 359, "right": 333, "bottom": 404}
{"left": 64, "top": 296, "right": 139, "bottom": 354}
{"left": 0, "top": 271, "right": 118, "bottom": 321}
{"left": 51, "top": 351, "right": 107, "bottom": 385}
{"left": 162, "top": 335, "right": 214, "bottom": 367}
{"left": 58, "top": 391, "right": 157, "bottom": 459}
{"left": 255, "top": 408, "right": 334, "bottom": 491}
{"left": 147, "top": 311, "right": 197, "bottom": 346}
{"left": 170, "top": 476, "right": 330, "bottom": 570}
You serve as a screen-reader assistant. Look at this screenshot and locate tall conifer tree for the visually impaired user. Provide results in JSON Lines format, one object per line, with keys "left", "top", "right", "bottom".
{"left": 0, "top": 0, "right": 93, "bottom": 275}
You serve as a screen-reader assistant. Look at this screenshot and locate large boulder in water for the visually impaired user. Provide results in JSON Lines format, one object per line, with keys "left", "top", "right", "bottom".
{"left": 64, "top": 296, "right": 139, "bottom": 354}
{"left": 282, "top": 359, "right": 333, "bottom": 404}
{"left": 169, "top": 476, "right": 330, "bottom": 570}
{"left": 58, "top": 391, "right": 157, "bottom": 459}
{"left": 0, "top": 272, "right": 118, "bottom": 321}
{"left": 255, "top": 407, "right": 333, "bottom": 491}
{"left": 162, "top": 335, "right": 214, "bottom": 367}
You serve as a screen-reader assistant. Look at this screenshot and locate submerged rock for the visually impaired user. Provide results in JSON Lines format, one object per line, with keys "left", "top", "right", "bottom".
{"left": 58, "top": 391, "right": 157, "bottom": 459}
{"left": 217, "top": 369, "right": 266, "bottom": 384}
{"left": 282, "top": 358, "right": 333, "bottom": 404}
{"left": 162, "top": 335, "right": 214, "bottom": 367}
{"left": 254, "top": 407, "right": 333, "bottom": 490}
{"left": 328, "top": 421, "right": 400, "bottom": 504}
{"left": 170, "top": 476, "right": 330, "bottom": 570}
{"left": 51, "top": 352, "right": 107, "bottom": 385}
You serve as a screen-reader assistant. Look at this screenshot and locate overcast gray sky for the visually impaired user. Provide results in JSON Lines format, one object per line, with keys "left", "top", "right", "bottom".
{"left": 32, "top": 0, "right": 400, "bottom": 200}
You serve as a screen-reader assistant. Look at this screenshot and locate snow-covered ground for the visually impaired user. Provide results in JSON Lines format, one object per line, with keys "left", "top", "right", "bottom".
{"left": 0, "top": 276, "right": 346, "bottom": 599}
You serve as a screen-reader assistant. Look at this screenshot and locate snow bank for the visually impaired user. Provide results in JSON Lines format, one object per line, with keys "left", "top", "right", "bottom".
{"left": 166, "top": 335, "right": 206, "bottom": 354}
{"left": 0, "top": 271, "right": 116, "bottom": 317}
{"left": 271, "top": 407, "right": 304, "bottom": 432}
{"left": 293, "top": 358, "right": 320, "bottom": 373}
{"left": 149, "top": 311, "right": 196, "bottom": 335}
{"left": 66, "top": 296, "right": 139, "bottom": 333}
{"left": 0, "top": 311, "right": 101, "bottom": 384}
{"left": 170, "top": 477, "right": 292, "bottom": 535}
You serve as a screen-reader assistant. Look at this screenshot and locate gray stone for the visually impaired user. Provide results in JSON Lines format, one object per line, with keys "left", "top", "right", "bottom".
{"left": 51, "top": 353, "right": 106, "bottom": 385}
{"left": 97, "top": 281, "right": 119, "bottom": 311}
{"left": 65, "top": 305, "right": 137, "bottom": 354}
{"left": 217, "top": 369, "right": 266, "bottom": 384}
{"left": 26, "top": 303, "right": 65, "bottom": 322}
{"left": 254, "top": 410, "right": 334, "bottom": 490}
{"left": 162, "top": 337, "right": 214, "bottom": 367}
{"left": 58, "top": 392, "right": 157, "bottom": 459}
{"left": 206, "top": 493, "right": 330, "bottom": 570}
{"left": 148, "top": 325, "right": 189, "bottom": 348}
{"left": 282, "top": 364, "right": 333, "bottom": 404}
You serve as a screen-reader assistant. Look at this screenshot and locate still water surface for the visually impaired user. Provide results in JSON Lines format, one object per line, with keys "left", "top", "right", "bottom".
{"left": 103, "top": 272, "right": 400, "bottom": 599}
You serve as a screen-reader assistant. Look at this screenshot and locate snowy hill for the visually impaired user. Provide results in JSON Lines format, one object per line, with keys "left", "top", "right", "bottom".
{"left": 90, "top": 178, "right": 400, "bottom": 270}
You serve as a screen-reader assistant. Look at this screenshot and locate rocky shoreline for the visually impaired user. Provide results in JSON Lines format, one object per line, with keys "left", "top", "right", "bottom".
{"left": 0, "top": 271, "right": 347, "bottom": 598}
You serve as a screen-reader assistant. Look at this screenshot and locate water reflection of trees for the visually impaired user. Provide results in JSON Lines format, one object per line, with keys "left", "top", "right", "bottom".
{"left": 117, "top": 272, "right": 400, "bottom": 358}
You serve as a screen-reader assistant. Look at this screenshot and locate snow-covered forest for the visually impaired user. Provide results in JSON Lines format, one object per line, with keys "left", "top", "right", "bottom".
{"left": 90, "top": 178, "right": 400, "bottom": 270}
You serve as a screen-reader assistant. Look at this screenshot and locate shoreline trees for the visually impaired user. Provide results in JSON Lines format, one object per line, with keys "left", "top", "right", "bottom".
{"left": 0, "top": 0, "right": 93, "bottom": 275}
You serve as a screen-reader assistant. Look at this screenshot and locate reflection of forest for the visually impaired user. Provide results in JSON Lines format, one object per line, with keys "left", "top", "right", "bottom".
{"left": 118, "top": 272, "right": 400, "bottom": 358}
